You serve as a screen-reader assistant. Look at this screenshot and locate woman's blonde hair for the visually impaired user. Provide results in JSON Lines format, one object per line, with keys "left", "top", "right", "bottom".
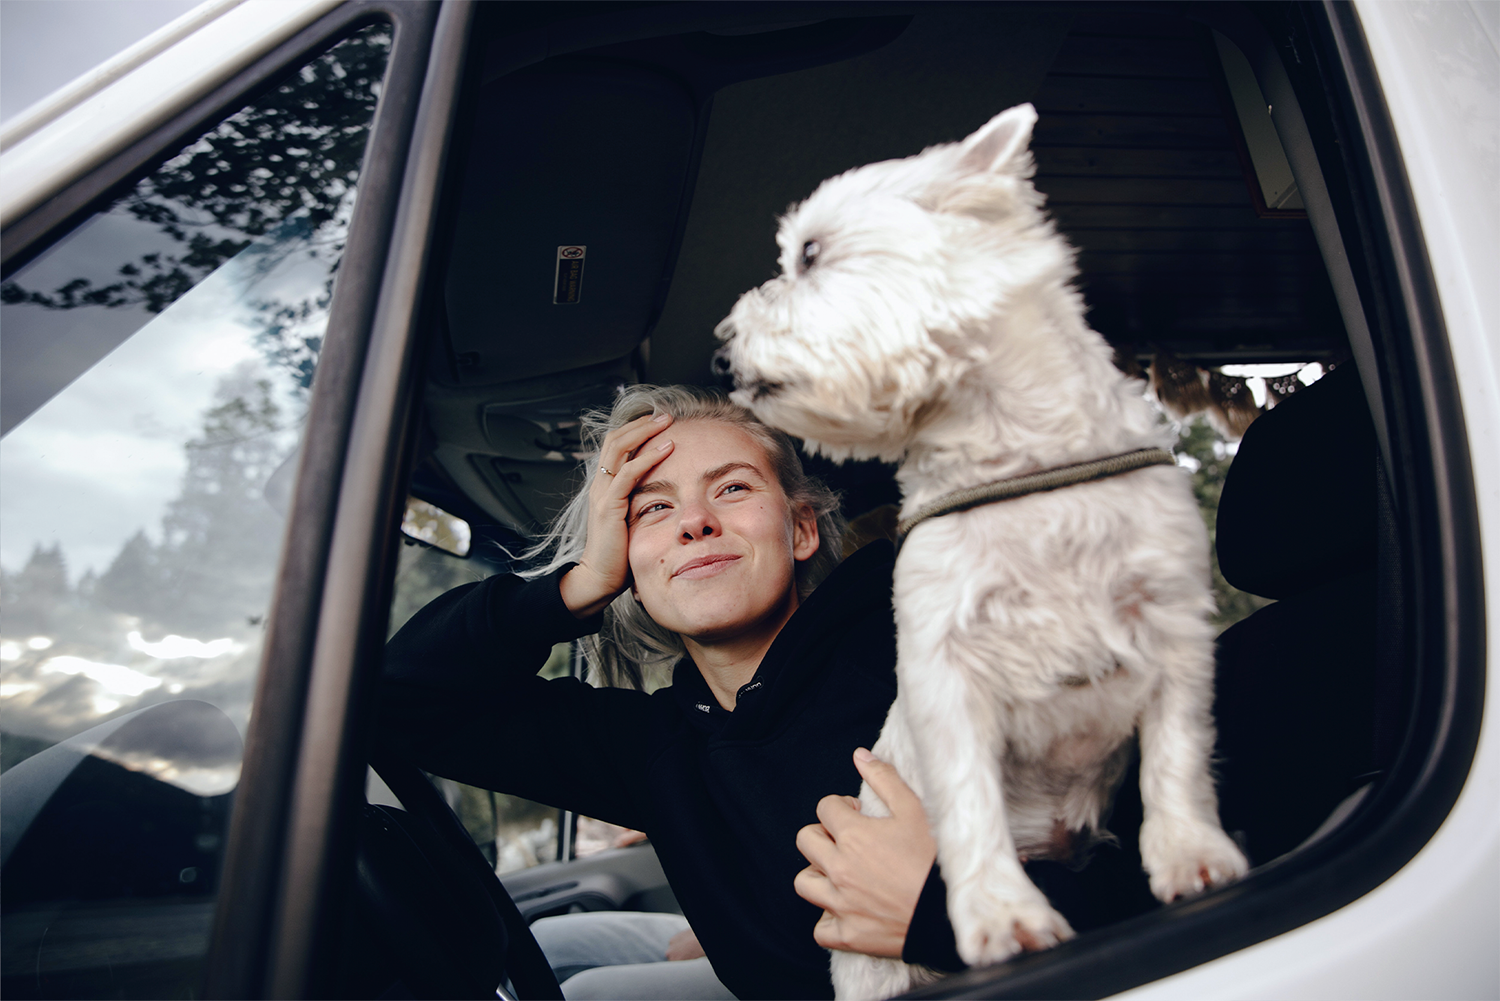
{"left": 524, "top": 384, "right": 844, "bottom": 690}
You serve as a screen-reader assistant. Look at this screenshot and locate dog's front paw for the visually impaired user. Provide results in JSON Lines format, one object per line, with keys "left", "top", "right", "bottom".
{"left": 947, "top": 871, "right": 1074, "bottom": 967}
{"left": 1139, "top": 817, "right": 1249, "bottom": 902}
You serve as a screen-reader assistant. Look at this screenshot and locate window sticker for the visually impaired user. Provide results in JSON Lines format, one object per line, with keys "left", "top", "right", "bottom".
{"left": 554, "top": 245, "right": 586, "bottom": 304}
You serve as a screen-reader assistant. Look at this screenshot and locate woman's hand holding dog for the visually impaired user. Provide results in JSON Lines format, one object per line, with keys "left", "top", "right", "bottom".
{"left": 794, "top": 748, "right": 936, "bottom": 958}
{"left": 561, "top": 412, "right": 674, "bottom": 618}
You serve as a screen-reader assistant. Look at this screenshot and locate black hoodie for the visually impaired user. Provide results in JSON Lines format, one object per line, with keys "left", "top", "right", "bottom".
{"left": 379, "top": 540, "right": 963, "bottom": 999}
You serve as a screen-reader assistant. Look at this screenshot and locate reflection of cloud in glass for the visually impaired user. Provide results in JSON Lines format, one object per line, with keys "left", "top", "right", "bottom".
{"left": 127, "top": 631, "right": 245, "bottom": 660}
{"left": 99, "top": 756, "right": 242, "bottom": 797}
{"left": 0, "top": 229, "right": 325, "bottom": 747}
{"left": 41, "top": 655, "right": 163, "bottom": 696}
{"left": 1, "top": 613, "right": 267, "bottom": 748}
{"left": 0, "top": 27, "right": 390, "bottom": 769}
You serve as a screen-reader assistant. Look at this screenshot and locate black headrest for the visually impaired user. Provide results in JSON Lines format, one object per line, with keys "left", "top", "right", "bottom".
{"left": 1216, "top": 364, "right": 1378, "bottom": 600}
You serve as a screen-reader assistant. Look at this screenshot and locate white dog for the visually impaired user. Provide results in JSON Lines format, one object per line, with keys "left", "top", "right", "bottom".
{"left": 714, "top": 104, "right": 1248, "bottom": 999}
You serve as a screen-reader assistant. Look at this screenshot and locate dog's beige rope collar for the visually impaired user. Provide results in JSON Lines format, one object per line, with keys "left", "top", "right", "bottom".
{"left": 896, "top": 447, "right": 1176, "bottom": 541}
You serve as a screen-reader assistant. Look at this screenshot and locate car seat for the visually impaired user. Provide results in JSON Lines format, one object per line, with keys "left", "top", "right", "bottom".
{"left": 1211, "top": 362, "right": 1399, "bottom": 865}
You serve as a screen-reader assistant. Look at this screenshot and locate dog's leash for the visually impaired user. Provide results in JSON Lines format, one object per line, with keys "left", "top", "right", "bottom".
{"left": 895, "top": 447, "right": 1176, "bottom": 542}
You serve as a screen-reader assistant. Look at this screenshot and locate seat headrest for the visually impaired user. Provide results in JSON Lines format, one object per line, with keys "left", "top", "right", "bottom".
{"left": 1216, "top": 363, "right": 1377, "bottom": 600}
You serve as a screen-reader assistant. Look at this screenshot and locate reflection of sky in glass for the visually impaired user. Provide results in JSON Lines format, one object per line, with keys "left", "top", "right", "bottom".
{"left": 0, "top": 214, "right": 339, "bottom": 747}
{"left": 1, "top": 223, "right": 320, "bottom": 576}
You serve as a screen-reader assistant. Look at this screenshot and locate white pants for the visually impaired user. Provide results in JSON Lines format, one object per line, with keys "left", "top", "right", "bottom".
{"left": 530, "top": 911, "right": 736, "bottom": 1000}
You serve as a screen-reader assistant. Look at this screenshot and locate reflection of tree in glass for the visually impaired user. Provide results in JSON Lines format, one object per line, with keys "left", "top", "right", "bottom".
{"left": 1, "top": 368, "right": 293, "bottom": 747}
{"left": 95, "top": 366, "right": 293, "bottom": 637}
{"left": 1, "top": 543, "right": 71, "bottom": 638}
{"left": 0, "top": 26, "right": 391, "bottom": 389}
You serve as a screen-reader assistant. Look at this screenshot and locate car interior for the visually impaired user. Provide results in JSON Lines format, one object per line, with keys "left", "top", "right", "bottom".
{"left": 0, "top": 2, "right": 1460, "bottom": 1000}
{"left": 357, "top": 3, "right": 1396, "bottom": 999}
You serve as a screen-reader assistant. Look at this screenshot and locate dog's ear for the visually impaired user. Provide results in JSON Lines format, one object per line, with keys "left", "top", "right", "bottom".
{"left": 956, "top": 104, "right": 1038, "bottom": 176}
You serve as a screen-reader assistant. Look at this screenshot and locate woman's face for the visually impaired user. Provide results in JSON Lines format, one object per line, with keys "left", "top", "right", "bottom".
{"left": 626, "top": 419, "right": 819, "bottom": 646}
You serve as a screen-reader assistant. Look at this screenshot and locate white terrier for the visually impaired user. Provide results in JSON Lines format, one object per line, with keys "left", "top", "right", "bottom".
{"left": 714, "top": 104, "right": 1248, "bottom": 999}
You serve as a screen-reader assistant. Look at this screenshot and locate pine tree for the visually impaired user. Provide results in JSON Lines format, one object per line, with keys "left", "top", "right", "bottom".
{"left": 95, "top": 530, "right": 165, "bottom": 624}
{"left": 148, "top": 367, "right": 292, "bottom": 636}
{"left": 3, "top": 543, "right": 71, "bottom": 637}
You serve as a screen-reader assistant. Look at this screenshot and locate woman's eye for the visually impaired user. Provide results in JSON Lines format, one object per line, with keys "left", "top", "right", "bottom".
{"left": 635, "top": 501, "right": 669, "bottom": 520}
{"left": 800, "top": 240, "right": 820, "bottom": 271}
{"left": 720, "top": 483, "right": 749, "bottom": 497}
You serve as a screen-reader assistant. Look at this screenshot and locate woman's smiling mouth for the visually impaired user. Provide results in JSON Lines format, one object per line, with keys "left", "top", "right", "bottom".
{"left": 674, "top": 554, "right": 741, "bottom": 579}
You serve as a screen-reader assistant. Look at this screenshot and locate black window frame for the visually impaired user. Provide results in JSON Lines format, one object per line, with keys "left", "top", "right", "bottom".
{"left": 205, "top": 3, "right": 477, "bottom": 998}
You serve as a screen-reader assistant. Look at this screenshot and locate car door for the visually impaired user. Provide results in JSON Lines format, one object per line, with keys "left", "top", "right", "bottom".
{"left": 0, "top": 2, "right": 469, "bottom": 998}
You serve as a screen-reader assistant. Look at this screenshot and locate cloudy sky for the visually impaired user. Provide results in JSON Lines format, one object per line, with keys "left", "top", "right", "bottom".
{"left": 1, "top": 0, "right": 200, "bottom": 123}
{"left": 1, "top": 206, "right": 325, "bottom": 577}
{"left": 2, "top": 1, "right": 208, "bottom": 579}
{"left": 2, "top": 1, "right": 273, "bottom": 756}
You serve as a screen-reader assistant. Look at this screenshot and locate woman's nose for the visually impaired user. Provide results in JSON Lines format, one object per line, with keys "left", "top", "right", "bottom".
{"left": 678, "top": 501, "right": 720, "bottom": 541}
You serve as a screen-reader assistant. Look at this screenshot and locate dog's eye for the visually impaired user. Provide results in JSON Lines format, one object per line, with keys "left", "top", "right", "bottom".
{"left": 800, "top": 240, "right": 820, "bottom": 271}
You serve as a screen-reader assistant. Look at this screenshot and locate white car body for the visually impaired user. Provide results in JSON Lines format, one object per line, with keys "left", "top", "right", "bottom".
{"left": 1, "top": 0, "right": 338, "bottom": 223}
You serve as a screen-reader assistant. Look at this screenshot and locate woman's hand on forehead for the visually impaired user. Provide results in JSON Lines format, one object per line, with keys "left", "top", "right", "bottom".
{"left": 560, "top": 413, "right": 675, "bottom": 619}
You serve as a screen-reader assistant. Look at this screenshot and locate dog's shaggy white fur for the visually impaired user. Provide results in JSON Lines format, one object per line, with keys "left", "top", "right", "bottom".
{"left": 714, "top": 104, "right": 1248, "bottom": 999}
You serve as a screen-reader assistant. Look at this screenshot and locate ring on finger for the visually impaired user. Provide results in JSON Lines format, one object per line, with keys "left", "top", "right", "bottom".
{"left": 600, "top": 465, "right": 615, "bottom": 476}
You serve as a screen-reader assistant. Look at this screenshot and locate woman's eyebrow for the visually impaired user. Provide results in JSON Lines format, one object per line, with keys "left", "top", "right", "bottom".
{"left": 702, "top": 461, "right": 764, "bottom": 483}
{"left": 632, "top": 477, "right": 674, "bottom": 500}
{"left": 633, "top": 462, "right": 764, "bottom": 501}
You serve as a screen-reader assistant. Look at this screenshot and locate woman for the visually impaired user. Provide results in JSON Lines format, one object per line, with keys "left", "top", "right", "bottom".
{"left": 381, "top": 385, "right": 963, "bottom": 999}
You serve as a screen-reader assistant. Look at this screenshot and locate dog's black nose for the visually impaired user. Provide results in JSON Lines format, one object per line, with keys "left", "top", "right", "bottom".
{"left": 711, "top": 347, "right": 734, "bottom": 377}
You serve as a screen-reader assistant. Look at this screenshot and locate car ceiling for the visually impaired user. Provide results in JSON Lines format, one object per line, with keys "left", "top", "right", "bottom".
{"left": 417, "top": 2, "right": 1348, "bottom": 538}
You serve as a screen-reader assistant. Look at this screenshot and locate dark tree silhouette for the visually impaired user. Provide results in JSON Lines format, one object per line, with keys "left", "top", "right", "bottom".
{"left": 94, "top": 531, "right": 164, "bottom": 624}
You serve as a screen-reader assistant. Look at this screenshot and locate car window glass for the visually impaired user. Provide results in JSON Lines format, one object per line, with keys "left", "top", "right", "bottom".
{"left": 0, "top": 25, "right": 390, "bottom": 1000}
{"left": 385, "top": 540, "right": 573, "bottom": 873}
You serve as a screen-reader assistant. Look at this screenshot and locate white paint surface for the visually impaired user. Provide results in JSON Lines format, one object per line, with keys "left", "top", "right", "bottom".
{"left": 0, "top": 0, "right": 338, "bottom": 222}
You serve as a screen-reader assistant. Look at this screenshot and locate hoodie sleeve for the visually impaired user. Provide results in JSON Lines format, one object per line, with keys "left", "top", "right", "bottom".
{"left": 383, "top": 566, "right": 596, "bottom": 698}
{"left": 377, "top": 568, "right": 659, "bottom": 830}
{"left": 902, "top": 864, "right": 966, "bottom": 973}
